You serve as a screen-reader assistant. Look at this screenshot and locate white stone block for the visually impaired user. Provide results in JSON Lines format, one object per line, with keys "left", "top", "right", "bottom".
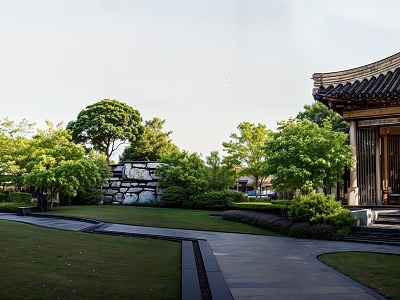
{"left": 123, "top": 193, "right": 139, "bottom": 204}
{"left": 113, "top": 165, "right": 124, "bottom": 172}
{"left": 147, "top": 163, "right": 159, "bottom": 169}
{"left": 138, "top": 191, "right": 156, "bottom": 203}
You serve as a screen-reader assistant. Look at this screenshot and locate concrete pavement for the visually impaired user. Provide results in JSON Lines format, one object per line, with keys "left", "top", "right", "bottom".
{"left": 1, "top": 212, "right": 399, "bottom": 299}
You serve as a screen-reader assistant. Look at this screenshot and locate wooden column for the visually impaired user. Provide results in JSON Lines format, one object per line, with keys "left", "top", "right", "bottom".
{"left": 348, "top": 120, "right": 359, "bottom": 205}
{"left": 375, "top": 131, "right": 382, "bottom": 205}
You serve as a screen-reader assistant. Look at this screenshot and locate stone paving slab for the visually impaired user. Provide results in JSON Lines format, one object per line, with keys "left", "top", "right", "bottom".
{"left": 1, "top": 213, "right": 399, "bottom": 299}
{"left": 0, "top": 213, "right": 96, "bottom": 231}
{"left": 102, "top": 223, "right": 399, "bottom": 299}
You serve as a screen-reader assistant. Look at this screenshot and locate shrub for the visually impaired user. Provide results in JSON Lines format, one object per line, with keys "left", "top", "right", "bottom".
{"left": 74, "top": 187, "right": 103, "bottom": 205}
{"left": 222, "top": 209, "right": 351, "bottom": 241}
{"left": 288, "top": 193, "right": 354, "bottom": 228}
{"left": 0, "top": 193, "right": 8, "bottom": 202}
{"left": 288, "top": 222, "right": 338, "bottom": 240}
{"left": 271, "top": 199, "right": 293, "bottom": 205}
{"left": 0, "top": 202, "right": 26, "bottom": 213}
{"left": 9, "top": 192, "right": 32, "bottom": 203}
{"left": 222, "top": 190, "right": 248, "bottom": 203}
{"left": 187, "top": 191, "right": 230, "bottom": 210}
{"left": 160, "top": 186, "right": 187, "bottom": 208}
{"left": 229, "top": 202, "right": 290, "bottom": 218}
{"left": 223, "top": 210, "right": 292, "bottom": 235}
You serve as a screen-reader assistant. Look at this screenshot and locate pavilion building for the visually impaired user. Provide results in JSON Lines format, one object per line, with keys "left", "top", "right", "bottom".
{"left": 312, "top": 52, "right": 400, "bottom": 206}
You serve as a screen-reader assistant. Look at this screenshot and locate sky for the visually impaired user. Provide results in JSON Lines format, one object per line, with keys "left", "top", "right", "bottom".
{"left": 1, "top": 0, "right": 400, "bottom": 160}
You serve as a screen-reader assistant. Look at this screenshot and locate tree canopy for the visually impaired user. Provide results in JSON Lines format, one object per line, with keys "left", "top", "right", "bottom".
{"left": 222, "top": 122, "right": 273, "bottom": 199}
{"left": 202, "top": 150, "right": 237, "bottom": 191}
{"left": 119, "top": 117, "right": 179, "bottom": 162}
{"left": 0, "top": 118, "right": 35, "bottom": 189}
{"left": 67, "top": 99, "right": 144, "bottom": 163}
{"left": 296, "top": 102, "right": 349, "bottom": 132}
{"left": 156, "top": 150, "right": 208, "bottom": 196}
{"left": 23, "top": 121, "right": 110, "bottom": 208}
{"left": 264, "top": 118, "right": 354, "bottom": 194}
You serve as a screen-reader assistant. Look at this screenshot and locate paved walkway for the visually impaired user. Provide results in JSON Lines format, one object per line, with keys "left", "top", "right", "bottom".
{"left": 1, "top": 213, "right": 399, "bottom": 300}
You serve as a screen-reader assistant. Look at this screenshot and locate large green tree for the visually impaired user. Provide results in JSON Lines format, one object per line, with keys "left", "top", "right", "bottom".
{"left": 264, "top": 119, "right": 354, "bottom": 194}
{"left": 202, "top": 150, "right": 237, "bottom": 191}
{"left": 222, "top": 122, "right": 273, "bottom": 199}
{"left": 23, "top": 121, "right": 110, "bottom": 208}
{"left": 156, "top": 150, "right": 208, "bottom": 196}
{"left": 296, "top": 102, "right": 349, "bottom": 132}
{"left": 119, "top": 117, "right": 179, "bottom": 162}
{"left": 0, "top": 118, "right": 35, "bottom": 189}
{"left": 67, "top": 99, "right": 144, "bottom": 163}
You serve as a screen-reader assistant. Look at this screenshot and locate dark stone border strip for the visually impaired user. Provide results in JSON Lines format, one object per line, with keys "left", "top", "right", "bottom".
{"left": 80, "top": 222, "right": 112, "bottom": 233}
{"left": 182, "top": 241, "right": 202, "bottom": 300}
{"left": 29, "top": 213, "right": 100, "bottom": 224}
{"left": 198, "top": 240, "right": 233, "bottom": 300}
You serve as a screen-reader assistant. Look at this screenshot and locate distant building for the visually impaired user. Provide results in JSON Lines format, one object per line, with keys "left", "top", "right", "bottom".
{"left": 234, "top": 176, "right": 273, "bottom": 194}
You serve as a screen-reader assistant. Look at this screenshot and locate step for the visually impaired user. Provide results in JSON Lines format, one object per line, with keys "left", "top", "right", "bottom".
{"left": 375, "top": 218, "right": 400, "bottom": 225}
{"left": 342, "top": 225, "right": 400, "bottom": 246}
{"left": 343, "top": 237, "right": 400, "bottom": 246}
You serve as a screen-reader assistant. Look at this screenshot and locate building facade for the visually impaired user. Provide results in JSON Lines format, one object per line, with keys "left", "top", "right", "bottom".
{"left": 312, "top": 52, "right": 400, "bottom": 206}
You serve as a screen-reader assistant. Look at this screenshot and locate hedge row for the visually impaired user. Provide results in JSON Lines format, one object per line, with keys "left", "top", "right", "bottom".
{"left": 161, "top": 188, "right": 248, "bottom": 209}
{"left": 223, "top": 210, "right": 350, "bottom": 241}
{"left": 0, "top": 192, "right": 32, "bottom": 203}
{"left": 0, "top": 202, "right": 27, "bottom": 213}
{"left": 229, "top": 203, "right": 289, "bottom": 217}
{"left": 9, "top": 192, "right": 32, "bottom": 203}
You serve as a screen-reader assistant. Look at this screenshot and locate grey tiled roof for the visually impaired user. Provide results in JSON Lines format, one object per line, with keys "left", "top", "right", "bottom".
{"left": 312, "top": 52, "right": 400, "bottom": 111}
{"left": 315, "top": 67, "right": 400, "bottom": 101}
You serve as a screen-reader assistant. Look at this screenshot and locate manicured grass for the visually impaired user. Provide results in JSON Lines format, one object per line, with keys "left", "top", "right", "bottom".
{"left": 0, "top": 220, "right": 180, "bottom": 300}
{"left": 318, "top": 252, "right": 400, "bottom": 300}
{"left": 42, "top": 205, "right": 280, "bottom": 235}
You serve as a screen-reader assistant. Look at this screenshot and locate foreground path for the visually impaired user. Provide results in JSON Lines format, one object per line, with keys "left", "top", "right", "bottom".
{"left": 1, "top": 213, "right": 399, "bottom": 300}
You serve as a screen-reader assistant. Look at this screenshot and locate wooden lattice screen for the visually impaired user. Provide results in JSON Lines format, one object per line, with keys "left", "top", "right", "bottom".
{"left": 357, "top": 128, "right": 377, "bottom": 205}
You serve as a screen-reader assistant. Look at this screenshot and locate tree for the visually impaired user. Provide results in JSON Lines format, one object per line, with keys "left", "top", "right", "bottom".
{"left": 156, "top": 150, "right": 208, "bottom": 196}
{"left": 23, "top": 121, "right": 109, "bottom": 208}
{"left": 67, "top": 99, "right": 144, "bottom": 163}
{"left": 296, "top": 102, "right": 349, "bottom": 132}
{"left": 264, "top": 119, "right": 354, "bottom": 194}
{"left": 0, "top": 118, "right": 36, "bottom": 189}
{"left": 222, "top": 122, "right": 273, "bottom": 200}
{"left": 119, "top": 117, "right": 179, "bottom": 162}
{"left": 203, "top": 150, "right": 237, "bottom": 191}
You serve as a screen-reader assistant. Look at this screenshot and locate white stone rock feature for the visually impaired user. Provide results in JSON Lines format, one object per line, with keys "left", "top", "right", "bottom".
{"left": 103, "top": 162, "right": 161, "bottom": 205}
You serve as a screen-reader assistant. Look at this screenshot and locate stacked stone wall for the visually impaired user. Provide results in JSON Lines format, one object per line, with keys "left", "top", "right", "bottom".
{"left": 103, "top": 161, "right": 161, "bottom": 205}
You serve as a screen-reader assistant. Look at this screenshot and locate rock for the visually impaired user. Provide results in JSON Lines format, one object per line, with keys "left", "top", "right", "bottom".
{"left": 138, "top": 191, "right": 156, "bottom": 203}
{"left": 123, "top": 193, "right": 139, "bottom": 204}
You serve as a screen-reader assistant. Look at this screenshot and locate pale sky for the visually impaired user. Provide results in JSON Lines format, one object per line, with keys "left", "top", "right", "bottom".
{"left": 1, "top": 0, "right": 400, "bottom": 160}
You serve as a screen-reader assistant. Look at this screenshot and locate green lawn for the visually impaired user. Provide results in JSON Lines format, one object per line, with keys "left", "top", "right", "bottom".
{"left": 42, "top": 205, "right": 280, "bottom": 235}
{"left": 318, "top": 252, "right": 400, "bottom": 300}
{"left": 0, "top": 220, "right": 180, "bottom": 300}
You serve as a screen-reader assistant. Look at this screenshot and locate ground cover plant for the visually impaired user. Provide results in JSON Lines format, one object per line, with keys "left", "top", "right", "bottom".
{"left": 223, "top": 193, "right": 354, "bottom": 240}
{"left": 0, "top": 220, "right": 180, "bottom": 300}
{"left": 318, "top": 252, "right": 400, "bottom": 300}
{"left": 41, "top": 205, "right": 280, "bottom": 235}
